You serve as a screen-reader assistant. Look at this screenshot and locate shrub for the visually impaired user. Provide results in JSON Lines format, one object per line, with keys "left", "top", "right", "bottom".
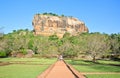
{"left": 49, "top": 35, "right": 58, "bottom": 41}
{"left": 0, "top": 51, "right": 6, "bottom": 57}
{"left": 19, "top": 49, "right": 27, "bottom": 55}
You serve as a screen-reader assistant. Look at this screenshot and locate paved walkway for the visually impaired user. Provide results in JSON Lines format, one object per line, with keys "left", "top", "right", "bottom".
{"left": 37, "top": 60, "right": 85, "bottom": 78}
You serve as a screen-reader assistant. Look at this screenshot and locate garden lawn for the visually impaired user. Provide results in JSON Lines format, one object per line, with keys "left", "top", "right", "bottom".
{"left": 66, "top": 59, "right": 120, "bottom": 78}
{"left": 0, "top": 64, "right": 49, "bottom": 78}
{"left": 66, "top": 59, "right": 120, "bottom": 72}
{"left": 72, "top": 64, "right": 120, "bottom": 72}
{"left": 0, "top": 57, "right": 57, "bottom": 65}
{"left": 86, "top": 74, "right": 120, "bottom": 78}
{"left": 0, "top": 58, "right": 56, "bottom": 78}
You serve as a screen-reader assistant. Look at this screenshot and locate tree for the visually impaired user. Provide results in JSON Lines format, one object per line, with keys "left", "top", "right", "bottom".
{"left": 110, "top": 33, "right": 120, "bottom": 59}
{"left": 63, "top": 32, "right": 71, "bottom": 39}
{"left": 28, "top": 39, "right": 34, "bottom": 50}
{"left": 58, "top": 39, "right": 78, "bottom": 58}
{"left": 61, "top": 14, "right": 65, "bottom": 17}
{"left": 86, "top": 33, "right": 110, "bottom": 62}
{"left": 0, "top": 51, "right": 6, "bottom": 57}
{"left": 49, "top": 35, "right": 59, "bottom": 41}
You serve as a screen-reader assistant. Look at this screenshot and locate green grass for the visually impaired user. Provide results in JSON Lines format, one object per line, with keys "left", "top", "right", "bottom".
{"left": 0, "top": 64, "right": 49, "bottom": 78}
{"left": 66, "top": 59, "right": 120, "bottom": 72}
{"left": 97, "top": 60, "right": 120, "bottom": 65}
{"left": 86, "top": 74, "right": 120, "bottom": 78}
{"left": 0, "top": 57, "right": 57, "bottom": 64}
{"left": 66, "top": 59, "right": 120, "bottom": 78}
{"left": 0, "top": 58, "right": 120, "bottom": 78}
{"left": 66, "top": 59, "right": 120, "bottom": 65}
{"left": 0, "top": 57, "right": 57, "bottom": 78}
{"left": 72, "top": 64, "right": 120, "bottom": 72}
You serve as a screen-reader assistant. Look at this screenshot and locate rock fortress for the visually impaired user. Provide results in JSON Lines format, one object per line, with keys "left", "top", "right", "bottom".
{"left": 32, "top": 13, "right": 89, "bottom": 38}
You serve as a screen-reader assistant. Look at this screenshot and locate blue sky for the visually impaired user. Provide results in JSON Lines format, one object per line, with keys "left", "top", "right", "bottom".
{"left": 0, "top": 0, "right": 120, "bottom": 34}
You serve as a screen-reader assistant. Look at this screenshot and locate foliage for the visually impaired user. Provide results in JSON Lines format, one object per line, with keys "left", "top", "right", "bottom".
{"left": 19, "top": 49, "right": 27, "bottom": 55}
{"left": 42, "top": 12, "right": 58, "bottom": 16}
{"left": 28, "top": 39, "right": 34, "bottom": 50}
{"left": 86, "top": 33, "right": 110, "bottom": 62}
{"left": 110, "top": 33, "right": 120, "bottom": 60}
{"left": 61, "top": 14, "right": 65, "bottom": 17}
{"left": 0, "top": 51, "right": 6, "bottom": 57}
{"left": 63, "top": 32, "right": 71, "bottom": 38}
{"left": 0, "top": 29, "right": 120, "bottom": 61}
{"left": 48, "top": 35, "right": 59, "bottom": 41}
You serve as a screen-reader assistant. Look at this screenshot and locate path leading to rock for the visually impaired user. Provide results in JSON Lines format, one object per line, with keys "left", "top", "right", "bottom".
{"left": 37, "top": 60, "right": 85, "bottom": 78}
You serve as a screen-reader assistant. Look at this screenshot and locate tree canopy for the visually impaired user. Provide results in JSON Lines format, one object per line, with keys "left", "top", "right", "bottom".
{"left": 0, "top": 29, "right": 120, "bottom": 61}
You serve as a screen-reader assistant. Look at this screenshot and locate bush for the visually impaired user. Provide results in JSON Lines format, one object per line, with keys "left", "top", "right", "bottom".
{"left": 64, "top": 48, "right": 77, "bottom": 58}
{"left": 49, "top": 35, "right": 58, "bottom": 40}
{"left": 20, "top": 49, "right": 27, "bottom": 55}
{"left": 0, "top": 51, "right": 6, "bottom": 57}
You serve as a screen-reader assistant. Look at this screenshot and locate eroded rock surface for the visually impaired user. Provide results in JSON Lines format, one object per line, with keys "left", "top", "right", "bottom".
{"left": 32, "top": 14, "right": 88, "bottom": 38}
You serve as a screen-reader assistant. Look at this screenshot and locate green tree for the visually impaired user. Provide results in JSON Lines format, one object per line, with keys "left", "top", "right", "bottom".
{"left": 110, "top": 33, "right": 120, "bottom": 59}
{"left": 28, "top": 39, "right": 34, "bottom": 50}
{"left": 0, "top": 51, "right": 6, "bottom": 57}
{"left": 49, "top": 35, "right": 59, "bottom": 41}
{"left": 86, "top": 33, "right": 110, "bottom": 62}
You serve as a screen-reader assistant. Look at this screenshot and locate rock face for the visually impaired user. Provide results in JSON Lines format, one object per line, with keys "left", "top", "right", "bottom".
{"left": 32, "top": 14, "right": 88, "bottom": 38}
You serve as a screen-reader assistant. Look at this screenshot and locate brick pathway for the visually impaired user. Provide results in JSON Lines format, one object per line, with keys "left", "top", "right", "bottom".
{"left": 37, "top": 60, "right": 85, "bottom": 78}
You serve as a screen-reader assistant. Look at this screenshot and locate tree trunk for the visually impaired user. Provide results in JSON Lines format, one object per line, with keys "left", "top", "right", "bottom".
{"left": 93, "top": 56, "right": 96, "bottom": 62}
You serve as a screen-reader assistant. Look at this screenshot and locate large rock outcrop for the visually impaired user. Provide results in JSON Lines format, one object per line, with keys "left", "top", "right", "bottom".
{"left": 32, "top": 14, "right": 89, "bottom": 38}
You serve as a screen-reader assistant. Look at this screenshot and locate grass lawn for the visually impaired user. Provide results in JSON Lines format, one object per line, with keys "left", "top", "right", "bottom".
{"left": 66, "top": 59, "right": 120, "bottom": 78}
{"left": 66, "top": 59, "right": 120, "bottom": 72}
{"left": 0, "top": 57, "right": 56, "bottom": 78}
{"left": 72, "top": 64, "right": 120, "bottom": 72}
{"left": 0, "top": 64, "right": 49, "bottom": 78}
{"left": 86, "top": 74, "right": 120, "bottom": 78}
{"left": 0, "top": 57, "right": 57, "bottom": 64}
{"left": 0, "top": 58, "right": 120, "bottom": 78}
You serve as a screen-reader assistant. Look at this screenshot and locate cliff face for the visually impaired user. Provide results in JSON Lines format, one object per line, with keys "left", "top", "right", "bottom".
{"left": 32, "top": 14, "right": 89, "bottom": 38}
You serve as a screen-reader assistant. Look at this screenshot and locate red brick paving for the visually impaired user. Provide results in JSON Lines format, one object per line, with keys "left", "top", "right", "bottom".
{"left": 37, "top": 60, "right": 85, "bottom": 78}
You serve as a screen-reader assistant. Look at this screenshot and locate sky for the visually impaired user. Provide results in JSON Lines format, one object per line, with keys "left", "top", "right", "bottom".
{"left": 0, "top": 0, "right": 120, "bottom": 34}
